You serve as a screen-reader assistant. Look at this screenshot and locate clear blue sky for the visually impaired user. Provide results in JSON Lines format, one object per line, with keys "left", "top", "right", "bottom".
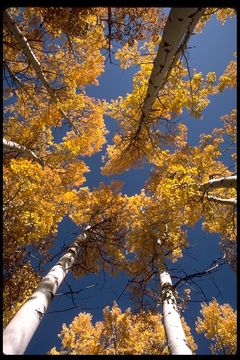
{"left": 25, "top": 10, "right": 236, "bottom": 355}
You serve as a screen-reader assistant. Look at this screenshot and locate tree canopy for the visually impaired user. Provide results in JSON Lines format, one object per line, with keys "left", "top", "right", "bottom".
{"left": 3, "top": 7, "right": 237, "bottom": 355}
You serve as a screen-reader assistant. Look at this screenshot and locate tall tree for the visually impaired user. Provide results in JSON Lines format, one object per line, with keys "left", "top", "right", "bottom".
{"left": 3, "top": 230, "right": 89, "bottom": 354}
{"left": 139, "top": 8, "right": 206, "bottom": 124}
{"left": 3, "top": 7, "right": 236, "bottom": 355}
{"left": 3, "top": 6, "right": 107, "bottom": 279}
{"left": 101, "top": 9, "right": 236, "bottom": 175}
{"left": 159, "top": 270, "right": 192, "bottom": 354}
{"left": 3, "top": 183, "right": 130, "bottom": 354}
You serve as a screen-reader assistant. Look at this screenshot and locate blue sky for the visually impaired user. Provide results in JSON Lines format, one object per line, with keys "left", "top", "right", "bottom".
{"left": 24, "top": 10, "right": 236, "bottom": 355}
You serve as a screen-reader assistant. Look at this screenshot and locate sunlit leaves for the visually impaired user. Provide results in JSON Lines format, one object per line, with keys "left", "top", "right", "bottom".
{"left": 102, "top": 59, "right": 218, "bottom": 175}
{"left": 145, "top": 122, "right": 236, "bottom": 268}
{"left": 4, "top": 160, "right": 64, "bottom": 247}
{"left": 59, "top": 96, "right": 108, "bottom": 157}
{"left": 2, "top": 7, "right": 237, "bottom": 355}
{"left": 3, "top": 157, "right": 89, "bottom": 275}
{"left": 195, "top": 299, "right": 237, "bottom": 354}
{"left": 221, "top": 108, "right": 236, "bottom": 142}
{"left": 195, "top": 8, "right": 236, "bottom": 33}
{"left": 3, "top": 262, "right": 40, "bottom": 328}
{"left": 50, "top": 302, "right": 197, "bottom": 355}
{"left": 218, "top": 54, "right": 237, "bottom": 92}
{"left": 68, "top": 182, "right": 129, "bottom": 277}
{"left": 49, "top": 303, "right": 168, "bottom": 355}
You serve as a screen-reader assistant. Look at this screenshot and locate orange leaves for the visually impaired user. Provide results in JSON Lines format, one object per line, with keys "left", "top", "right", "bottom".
{"left": 3, "top": 9, "right": 237, "bottom": 354}
{"left": 175, "top": 123, "right": 188, "bottom": 150}
{"left": 102, "top": 56, "right": 220, "bottom": 175}
{"left": 195, "top": 8, "right": 236, "bottom": 33}
{"left": 59, "top": 161, "right": 89, "bottom": 188}
{"left": 221, "top": 108, "right": 236, "bottom": 142}
{"left": 57, "top": 95, "right": 108, "bottom": 157}
{"left": 58, "top": 313, "right": 101, "bottom": 355}
{"left": 50, "top": 302, "right": 198, "bottom": 355}
{"left": 146, "top": 122, "right": 236, "bottom": 269}
{"left": 181, "top": 317, "right": 198, "bottom": 353}
{"left": 218, "top": 55, "right": 237, "bottom": 92}
{"left": 220, "top": 108, "right": 236, "bottom": 165}
{"left": 3, "top": 262, "right": 40, "bottom": 328}
{"left": 3, "top": 7, "right": 109, "bottom": 277}
{"left": 195, "top": 299, "right": 237, "bottom": 354}
{"left": 4, "top": 160, "right": 63, "bottom": 247}
{"left": 66, "top": 183, "right": 129, "bottom": 277}
{"left": 3, "top": 157, "right": 89, "bottom": 262}
{"left": 49, "top": 303, "right": 169, "bottom": 355}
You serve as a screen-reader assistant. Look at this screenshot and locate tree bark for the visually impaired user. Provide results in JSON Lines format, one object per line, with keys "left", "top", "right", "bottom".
{"left": 3, "top": 138, "right": 45, "bottom": 167}
{"left": 3, "top": 10, "right": 79, "bottom": 134}
{"left": 141, "top": 8, "right": 206, "bottom": 122}
{"left": 160, "top": 271, "right": 192, "bottom": 355}
{"left": 200, "top": 175, "right": 237, "bottom": 192}
{"left": 3, "top": 230, "right": 89, "bottom": 355}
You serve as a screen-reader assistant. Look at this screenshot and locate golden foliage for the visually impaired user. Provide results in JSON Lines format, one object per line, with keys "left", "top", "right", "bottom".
{"left": 49, "top": 302, "right": 168, "bottom": 355}
{"left": 102, "top": 59, "right": 218, "bottom": 175}
{"left": 221, "top": 108, "right": 236, "bottom": 143}
{"left": 50, "top": 302, "right": 197, "bottom": 355}
{"left": 195, "top": 8, "right": 236, "bottom": 33}
{"left": 3, "top": 262, "right": 40, "bottom": 328}
{"left": 195, "top": 299, "right": 237, "bottom": 354}
{"left": 146, "top": 124, "right": 236, "bottom": 266}
{"left": 68, "top": 182, "right": 129, "bottom": 277}
{"left": 3, "top": 157, "right": 89, "bottom": 272}
{"left": 218, "top": 54, "right": 237, "bottom": 92}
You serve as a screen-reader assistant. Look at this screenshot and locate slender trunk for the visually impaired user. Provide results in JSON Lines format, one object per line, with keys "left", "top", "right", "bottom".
{"left": 160, "top": 271, "right": 192, "bottom": 355}
{"left": 200, "top": 175, "right": 237, "bottom": 192}
{"left": 206, "top": 195, "right": 237, "bottom": 206}
{"left": 141, "top": 8, "right": 206, "bottom": 121}
{"left": 3, "top": 231, "right": 89, "bottom": 355}
{"left": 3, "top": 138, "right": 44, "bottom": 167}
{"left": 3, "top": 10, "right": 79, "bottom": 134}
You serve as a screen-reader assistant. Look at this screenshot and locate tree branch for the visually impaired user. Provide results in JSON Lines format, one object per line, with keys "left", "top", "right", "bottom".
{"left": 4, "top": 10, "right": 80, "bottom": 135}
{"left": 199, "top": 175, "right": 237, "bottom": 192}
{"left": 206, "top": 195, "right": 237, "bottom": 206}
{"left": 3, "top": 138, "right": 45, "bottom": 167}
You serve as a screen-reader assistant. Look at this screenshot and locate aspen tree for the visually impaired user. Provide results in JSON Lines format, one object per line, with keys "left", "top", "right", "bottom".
{"left": 155, "top": 231, "right": 192, "bottom": 355}
{"left": 3, "top": 229, "right": 90, "bottom": 355}
{"left": 102, "top": 8, "right": 210, "bottom": 175}
{"left": 3, "top": 182, "right": 129, "bottom": 354}
{"left": 159, "top": 271, "right": 192, "bottom": 355}
{"left": 141, "top": 8, "right": 206, "bottom": 122}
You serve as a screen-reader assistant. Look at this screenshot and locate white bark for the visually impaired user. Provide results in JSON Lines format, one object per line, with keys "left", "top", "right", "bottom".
{"left": 160, "top": 271, "right": 192, "bottom": 355}
{"left": 141, "top": 8, "right": 206, "bottom": 121}
{"left": 3, "top": 138, "right": 44, "bottom": 166}
{"left": 206, "top": 195, "right": 237, "bottom": 206}
{"left": 3, "top": 10, "right": 79, "bottom": 134}
{"left": 200, "top": 175, "right": 237, "bottom": 192}
{"left": 3, "top": 231, "right": 89, "bottom": 355}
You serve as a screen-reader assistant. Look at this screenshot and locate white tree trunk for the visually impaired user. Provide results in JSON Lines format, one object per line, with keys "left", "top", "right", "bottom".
{"left": 141, "top": 8, "right": 206, "bottom": 121}
{"left": 206, "top": 195, "right": 237, "bottom": 206}
{"left": 200, "top": 175, "right": 237, "bottom": 192}
{"left": 3, "top": 138, "right": 44, "bottom": 166}
{"left": 3, "top": 10, "right": 79, "bottom": 134}
{"left": 160, "top": 271, "right": 192, "bottom": 355}
{"left": 3, "top": 231, "right": 89, "bottom": 355}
